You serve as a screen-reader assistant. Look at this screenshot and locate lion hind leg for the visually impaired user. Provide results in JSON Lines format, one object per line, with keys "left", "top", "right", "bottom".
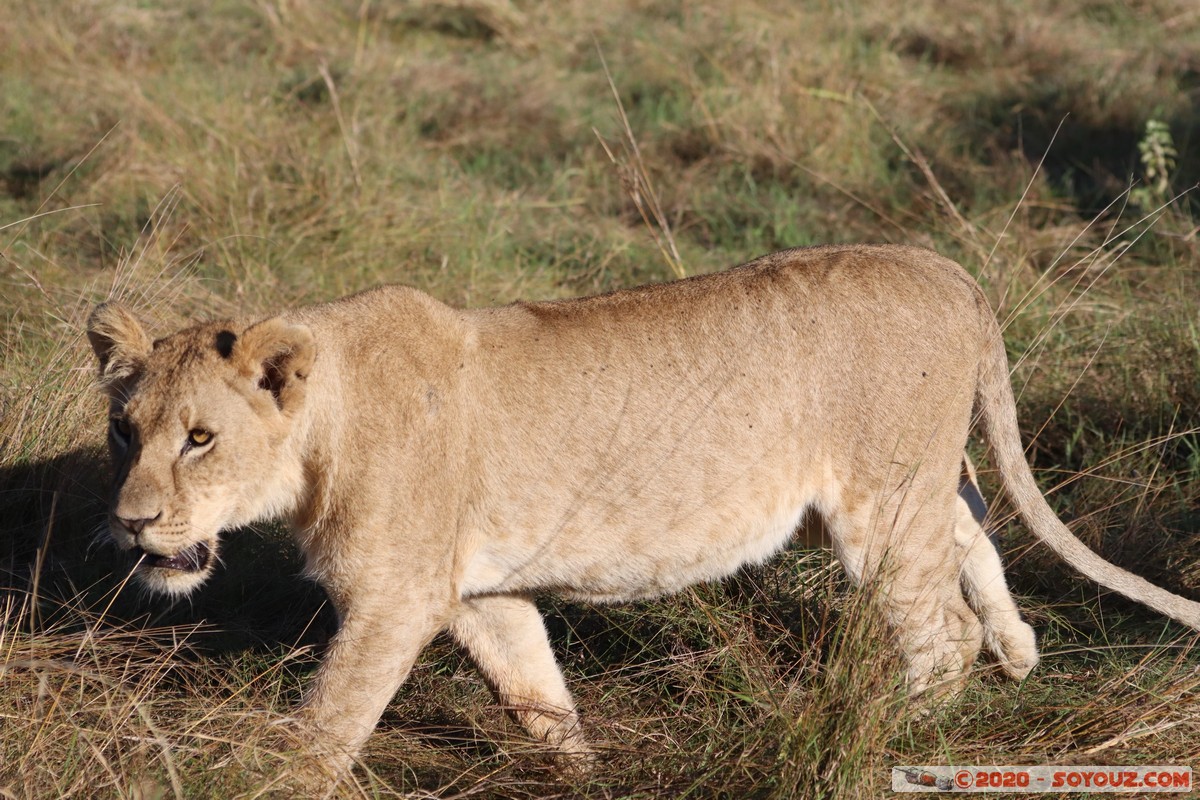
{"left": 830, "top": 489, "right": 983, "bottom": 697}
{"left": 953, "top": 494, "right": 1039, "bottom": 680}
{"left": 450, "top": 595, "right": 591, "bottom": 765}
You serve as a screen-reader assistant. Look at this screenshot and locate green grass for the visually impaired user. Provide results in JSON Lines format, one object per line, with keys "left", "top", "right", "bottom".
{"left": 3, "top": 0, "right": 1200, "bottom": 797}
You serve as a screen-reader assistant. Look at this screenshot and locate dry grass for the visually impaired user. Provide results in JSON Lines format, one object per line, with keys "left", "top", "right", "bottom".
{"left": 3, "top": 0, "right": 1200, "bottom": 797}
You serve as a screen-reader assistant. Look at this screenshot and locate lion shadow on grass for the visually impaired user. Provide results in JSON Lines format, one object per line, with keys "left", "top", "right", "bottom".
{"left": 0, "top": 446, "right": 553, "bottom": 765}
{"left": 0, "top": 445, "right": 336, "bottom": 661}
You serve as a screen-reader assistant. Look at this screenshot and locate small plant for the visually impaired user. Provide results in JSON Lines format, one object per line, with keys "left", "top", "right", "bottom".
{"left": 1130, "top": 118, "right": 1177, "bottom": 209}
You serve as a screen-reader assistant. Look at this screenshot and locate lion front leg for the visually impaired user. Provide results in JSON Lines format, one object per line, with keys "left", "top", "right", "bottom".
{"left": 297, "top": 587, "right": 450, "bottom": 782}
{"left": 449, "top": 595, "right": 591, "bottom": 767}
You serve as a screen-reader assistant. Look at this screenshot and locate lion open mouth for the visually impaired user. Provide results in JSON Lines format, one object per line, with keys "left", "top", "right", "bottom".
{"left": 135, "top": 541, "right": 213, "bottom": 573}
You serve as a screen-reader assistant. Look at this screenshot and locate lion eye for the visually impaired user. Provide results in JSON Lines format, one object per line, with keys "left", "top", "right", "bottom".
{"left": 110, "top": 417, "right": 132, "bottom": 443}
{"left": 187, "top": 429, "right": 213, "bottom": 448}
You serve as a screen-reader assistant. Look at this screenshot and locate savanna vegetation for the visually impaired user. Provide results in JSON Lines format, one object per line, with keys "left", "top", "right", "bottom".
{"left": 2, "top": 0, "right": 1199, "bottom": 797}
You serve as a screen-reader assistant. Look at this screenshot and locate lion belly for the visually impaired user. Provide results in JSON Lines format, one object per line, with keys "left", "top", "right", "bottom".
{"left": 459, "top": 495, "right": 815, "bottom": 602}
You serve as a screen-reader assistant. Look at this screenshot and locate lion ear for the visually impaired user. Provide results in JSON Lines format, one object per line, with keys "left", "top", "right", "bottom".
{"left": 87, "top": 302, "right": 153, "bottom": 385}
{"left": 233, "top": 317, "right": 315, "bottom": 412}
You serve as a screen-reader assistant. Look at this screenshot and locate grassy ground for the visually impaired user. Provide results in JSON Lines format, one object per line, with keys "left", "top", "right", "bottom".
{"left": 2, "top": 0, "right": 1199, "bottom": 797}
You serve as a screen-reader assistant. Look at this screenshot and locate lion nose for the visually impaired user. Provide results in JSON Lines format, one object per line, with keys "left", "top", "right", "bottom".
{"left": 117, "top": 512, "right": 162, "bottom": 535}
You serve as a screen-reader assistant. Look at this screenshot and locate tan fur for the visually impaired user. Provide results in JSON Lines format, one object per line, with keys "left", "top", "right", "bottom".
{"left": 88, "top": 244, "right": 1200, "bottom": 780}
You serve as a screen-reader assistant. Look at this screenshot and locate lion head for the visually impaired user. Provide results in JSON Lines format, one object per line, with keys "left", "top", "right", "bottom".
{"left": 87, "top": 303, "right": 314, "bottom": 597}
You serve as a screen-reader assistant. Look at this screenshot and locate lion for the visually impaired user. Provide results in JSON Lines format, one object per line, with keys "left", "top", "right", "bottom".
{"left": 87, "top": 244, "right": 1200, "bottom": 780}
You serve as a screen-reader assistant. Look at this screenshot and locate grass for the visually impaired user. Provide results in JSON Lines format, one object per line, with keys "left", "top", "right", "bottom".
{"left": 2, "top": 0, "right": 1200, "bottom": 796}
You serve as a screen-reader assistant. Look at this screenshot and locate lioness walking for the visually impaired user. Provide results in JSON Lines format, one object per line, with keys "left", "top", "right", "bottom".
{"left": 88, "top": 244, "right": 1200, "bottom": 781}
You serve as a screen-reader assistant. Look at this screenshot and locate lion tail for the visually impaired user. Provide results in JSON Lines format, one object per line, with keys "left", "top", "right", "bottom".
{"left": 975, "top": 316, "right": 1200, "bottom": 631}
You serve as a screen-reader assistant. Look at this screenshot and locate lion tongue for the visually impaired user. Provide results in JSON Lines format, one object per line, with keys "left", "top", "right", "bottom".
{"left": 148, "top": 542, "right": 211, "bottom": 572}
